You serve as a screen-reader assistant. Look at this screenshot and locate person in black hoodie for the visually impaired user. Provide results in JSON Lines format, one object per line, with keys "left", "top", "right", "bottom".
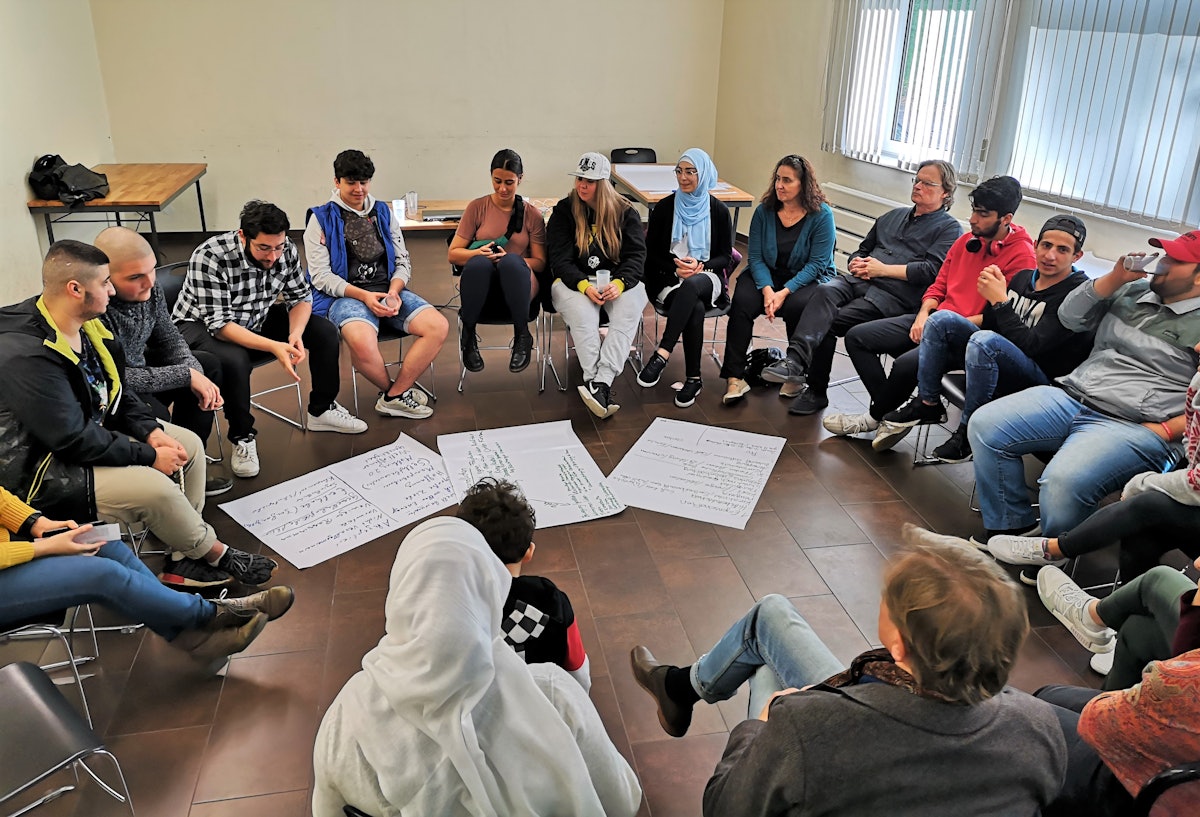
{"left": 547, "top": 152, "right": 647, "bottom": 419}
{"left": 879, "top": 215, "right": 1095, "bottom": 461}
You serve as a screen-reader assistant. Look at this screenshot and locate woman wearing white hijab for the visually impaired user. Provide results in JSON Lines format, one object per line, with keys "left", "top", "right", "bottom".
{"left": 312, "top": 517, "right": 642, "bottom": 817}
{"left": 637, "top": 148, "right": 734, "bottom": 408}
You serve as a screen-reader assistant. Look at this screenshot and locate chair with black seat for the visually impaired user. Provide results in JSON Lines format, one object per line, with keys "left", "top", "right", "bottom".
{"left": 912, "top": 371, "right": 967, "bottom": 467}
{"left": 348, "top": 326, "right": 437, "bottom": 415}
{"left": 0, "top": 661, "right": 133, "bottom": 815}
{"left": 610, "top": 148, "right": 657, "bottom": 165}
{"left": 649, "top": 248, "right": 742, "bottom": 370}
{"left": 1, "top": 608, "right": 98, "bottom": 729}
{"left": 158, "top": 262, "right": 306, "bottom": 431}
{"left": 456, "top": 285, "right": 543, "bottom": 393}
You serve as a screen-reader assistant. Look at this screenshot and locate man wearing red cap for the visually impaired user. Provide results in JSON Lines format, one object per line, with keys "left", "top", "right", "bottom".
{"left": 969, "top": 229, "right": 1200, "bottom": 558}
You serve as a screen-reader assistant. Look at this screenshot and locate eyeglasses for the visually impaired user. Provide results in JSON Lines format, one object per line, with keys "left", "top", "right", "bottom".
{"left": 674, "top": 167, "right": 699, "bottom": 178}
{"left": 251, "top": 242, "right": 286, "bottom": 255}
{"left": 911, "top": 176, "right": 942, "bottom": 189}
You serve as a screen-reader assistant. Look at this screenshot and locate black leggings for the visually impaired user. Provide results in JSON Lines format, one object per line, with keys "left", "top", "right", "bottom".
{"left": 1057, "top": 490, "right": 1200, "bottom": 581}
{"left": 458, "top": 253, "right": 532, "bottom": 338}
{"left": 658, "top": 274, "right": 716, "bottom": 379}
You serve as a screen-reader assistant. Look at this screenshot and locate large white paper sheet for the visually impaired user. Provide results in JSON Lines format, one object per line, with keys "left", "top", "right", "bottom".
{"left": 608, "top": 418, "right": 786, "bottom": 529}
{"left": 219, "top": 433, "right": 455, "bottom": 568}
{"left": 438, "top": 420, "right": 624, "bottom": 528}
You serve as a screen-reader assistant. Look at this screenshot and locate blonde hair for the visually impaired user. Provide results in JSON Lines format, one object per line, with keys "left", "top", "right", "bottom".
{"left": 882, "top": 525, "right": 1029, "bottom": 704}
{"left": 570, "top": 180, "right": 631, "bottom": 260}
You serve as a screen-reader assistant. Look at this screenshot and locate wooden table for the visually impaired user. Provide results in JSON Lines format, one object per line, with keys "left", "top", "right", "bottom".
{"left": 609, "top": 164, "right": 756, "bottom": 233}
{"left": 28, "top": 163, "right": 208, "bottom": 254}
{"left": 396, "top": 197, "right": 558, "bottom": 231}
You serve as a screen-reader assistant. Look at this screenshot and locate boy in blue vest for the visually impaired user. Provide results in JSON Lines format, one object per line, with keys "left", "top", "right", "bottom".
{"left": 457, "top": 478, "right": 591, "bottom": 691}
{"left": 305, "top": 149, "right": 448, "bottom": 419}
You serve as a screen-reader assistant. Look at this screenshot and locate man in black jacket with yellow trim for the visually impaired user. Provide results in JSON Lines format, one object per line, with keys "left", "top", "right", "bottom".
{"left": 0, "top": 240, "right": 278, "bottom": 590}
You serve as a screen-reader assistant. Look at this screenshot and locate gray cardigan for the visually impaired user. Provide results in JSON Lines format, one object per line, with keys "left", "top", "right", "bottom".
{"left": 703, "top": 683, "right": 1066, "bottom": 817}
{"left": 103, "top": 284, "right": 202, "bottom": 396}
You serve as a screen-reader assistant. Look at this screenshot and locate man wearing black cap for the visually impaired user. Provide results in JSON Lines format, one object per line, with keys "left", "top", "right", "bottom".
{"left": 878, "top": 215, "right": 1095, "bottom": 462}
{"left": 970, "top": 228, "right": 1200, "bottom": 554}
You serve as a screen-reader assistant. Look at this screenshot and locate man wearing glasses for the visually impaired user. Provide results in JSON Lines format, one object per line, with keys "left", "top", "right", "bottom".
{"left": 174, "top": 200, "right": 366, "bottom": 481}
{"left": 762, "top": 160, "right": 962, "bottom": 415}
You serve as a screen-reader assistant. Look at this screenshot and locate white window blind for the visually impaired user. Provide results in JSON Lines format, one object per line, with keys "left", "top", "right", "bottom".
{"left": 823, "top": 0, "right": 1200, "bottom": 228}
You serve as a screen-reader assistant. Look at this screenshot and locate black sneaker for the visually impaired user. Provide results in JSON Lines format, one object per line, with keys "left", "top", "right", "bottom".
{"left": 216, "top": 546, "right": 278, "bottom": 586}
{"left": 509, "top": 333, "right": 534, "bottom": 373}
{"left": 578, "top": 381, "right": 618, "bottom": 418}
{"left": 462, "top": 333, "right": 483, "bottom": 373}
{"left": 933, "top": 426, "right": 972, "bottom": 463}
{"left": 761, "top": 356, "right": 806, "bottom": 385}
{"left": 675, "top": 378, "right": 702, "bottom": 408}
{"left": 883, "top": 396, "right": 947, "bottom": 428}
{"left": 159, "top": 556, "right": 234, "bottom": 589}
{"left": 637, "top": 353, "right": 668, "bottom": 388}
{"left": 205, "top": 476, "right": 233, "bottom": 496}
{"left": 787, "top": 388, "right": 829, "bottom": 416}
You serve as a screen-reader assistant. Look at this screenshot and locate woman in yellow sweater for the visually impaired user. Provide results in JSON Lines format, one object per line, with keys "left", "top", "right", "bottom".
{"left": 0, "top": 487, "right": 292, "bottom": 661}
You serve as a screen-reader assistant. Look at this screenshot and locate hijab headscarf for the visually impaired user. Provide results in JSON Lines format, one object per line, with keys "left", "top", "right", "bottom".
{"left": 671, "top": 147, "right": 719, "bottom": 261}
{"left": 316, "top": 517, "right": 611, "bottom": 816}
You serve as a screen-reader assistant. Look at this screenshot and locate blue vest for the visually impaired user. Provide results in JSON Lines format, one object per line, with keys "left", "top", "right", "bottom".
{"left": 308, "top": 199, "right": 397, "bottom": 317}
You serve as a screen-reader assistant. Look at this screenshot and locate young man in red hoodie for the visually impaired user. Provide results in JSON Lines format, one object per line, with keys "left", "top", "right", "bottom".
{"left": 822, "top": 176, "right": 1036, "bottom": 447}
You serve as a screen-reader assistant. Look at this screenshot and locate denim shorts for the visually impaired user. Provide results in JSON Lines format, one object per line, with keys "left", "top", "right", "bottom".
{"left": 326, "top": 289, "right": 433, "bottom": 334}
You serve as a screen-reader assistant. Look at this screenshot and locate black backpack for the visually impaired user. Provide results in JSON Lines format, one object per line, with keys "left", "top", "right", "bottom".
{"left": 744, "top": 346, "right": 785, "bottom": 387}
{"left": 29, "top": 154, "right": 109, "bottom": 208}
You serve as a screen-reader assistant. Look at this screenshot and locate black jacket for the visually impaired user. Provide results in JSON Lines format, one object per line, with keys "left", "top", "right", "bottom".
{"left": 643, "top": 194, "right": 734, "bottom": 304}
{"left": 0, "top": 296, "right": 160, "bottom": 519}
{"left": 546, "top": 195, "right": 646, "bottom": 299}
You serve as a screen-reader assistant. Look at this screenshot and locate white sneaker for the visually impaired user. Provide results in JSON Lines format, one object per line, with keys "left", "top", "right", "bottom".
{"left": 1090, "top": 648, "right": 1114, "bottom": 676}
{"left": 822, "top": 412, "right": 879, "bottom": 436}
{"left": 1036, "top": 566, "right": 1116, "bottom": 653}
{"left": 307, "top": 401, "right": 369, "bottom": 433}
{"left": 871, "top": 420, "right": 914, "bottom": 452}
{"left": 988, "top": 535, "right": 1068, "bottom": 568}
{"left": 231, "top": 438, "right": 260, "bottom": 478}
{"left": 375, "top": 389, "right": 433, "bottom": 419}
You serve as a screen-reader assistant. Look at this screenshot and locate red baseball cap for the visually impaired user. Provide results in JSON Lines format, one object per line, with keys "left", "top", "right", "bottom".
{"left": 1149, "top": 230, "right": 1200, "bottom": 264}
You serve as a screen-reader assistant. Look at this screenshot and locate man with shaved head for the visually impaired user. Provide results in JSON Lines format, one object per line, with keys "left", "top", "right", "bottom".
{"left": 0, "top": 240, "right": 282, "bottom": 591}
{"left": 95, "top": 227, "right": 231, "bottom": 496}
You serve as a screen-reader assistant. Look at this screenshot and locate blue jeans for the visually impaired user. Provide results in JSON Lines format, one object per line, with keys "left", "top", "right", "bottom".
{"left": 326, "top": 289, "right": 433, "bottom": 334}
{"left": 918, "top": 311, "right": 1049, "bottom": 423}
{"left": 691, "top": 594, "right": 846, "bottom": 719}
{"left": 0, "top": 541, "right": 214, "bottom": 640}
{"left": 968, "top": 386, "right": 1182, "bottom": 535}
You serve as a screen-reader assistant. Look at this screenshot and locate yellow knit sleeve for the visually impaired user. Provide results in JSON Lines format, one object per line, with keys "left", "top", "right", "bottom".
{"left": 0, "top": 487, "right": 37, "bottom": 536}
{"left": 0, "top": 539, "right": 36, "bottom": 570}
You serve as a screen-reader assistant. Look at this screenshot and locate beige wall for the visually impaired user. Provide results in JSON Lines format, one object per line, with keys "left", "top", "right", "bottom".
{"left": 0, "top": 0, "right": 114, "bottom": 303}
{"left": 713, "top": 0, "right": 1166, "bottom": 258}
{"left": 89, "top": 0, "right": 725, "bottom": 235}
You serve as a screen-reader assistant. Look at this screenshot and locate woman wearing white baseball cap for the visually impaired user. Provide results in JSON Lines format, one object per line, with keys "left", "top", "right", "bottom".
{"left": 546, "top": 152, "right": 648, "bottom": 418}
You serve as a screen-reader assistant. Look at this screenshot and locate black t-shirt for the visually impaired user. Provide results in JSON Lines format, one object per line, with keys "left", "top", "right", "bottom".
{"left": 774, "top": 214, "right": 804, "bottom": 278}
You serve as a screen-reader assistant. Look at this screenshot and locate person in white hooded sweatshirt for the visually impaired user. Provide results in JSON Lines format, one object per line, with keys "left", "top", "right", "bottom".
{"left": 312, "top": 516, "right": 641, "bottom": 817}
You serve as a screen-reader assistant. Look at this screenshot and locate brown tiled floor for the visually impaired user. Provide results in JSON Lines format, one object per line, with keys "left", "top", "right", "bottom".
{"left": 9, "top": 231, "right": 1121, "bottom": 816}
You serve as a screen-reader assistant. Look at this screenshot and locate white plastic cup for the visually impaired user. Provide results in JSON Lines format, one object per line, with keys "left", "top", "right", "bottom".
{"left": 595, "top": 270, "right": 611, "bottom": 290}
{"left": 404, "top": 190, "right": 418, "bottom": 216}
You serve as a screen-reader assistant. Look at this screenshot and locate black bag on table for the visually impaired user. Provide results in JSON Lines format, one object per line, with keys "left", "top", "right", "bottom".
{"left": 28, "top": 154, "right": 109, "bottom": 208}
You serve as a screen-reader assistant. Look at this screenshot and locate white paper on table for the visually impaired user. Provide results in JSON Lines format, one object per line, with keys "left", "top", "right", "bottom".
{"left": 438, "top": 420, "right": 624, "bottom": 528}
{"left": 218, "top": 433, "right": 455, "bottom": 568}
{"left": 608, "top": 418, "right": 786, "bottom": 529}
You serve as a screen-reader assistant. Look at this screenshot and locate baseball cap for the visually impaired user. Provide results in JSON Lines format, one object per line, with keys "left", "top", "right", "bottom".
{"left": 1038, "top": 215, "right": 1086, "bottom": 249}
{"left": 1148, "top": 230, "right": 1200, "bottom": 264}
{"left": 568, "top": 152, "right": 611, "bottom": 181}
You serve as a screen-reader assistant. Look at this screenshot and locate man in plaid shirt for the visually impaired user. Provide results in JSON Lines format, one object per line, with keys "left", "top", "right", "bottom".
{"left": 174, "top": 200, "right": 366, "bottom": 479}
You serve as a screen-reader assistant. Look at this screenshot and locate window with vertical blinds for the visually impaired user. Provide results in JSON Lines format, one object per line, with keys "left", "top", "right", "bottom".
{"left": 823, "top": 0, "right": 1200, "bottom": 229}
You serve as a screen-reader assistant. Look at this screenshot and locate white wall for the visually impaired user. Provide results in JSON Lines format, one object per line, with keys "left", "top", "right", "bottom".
{"left": 0, "top": 0, "right": 114, "bottom": 304}
{"left": 89, "top": 0, "right": 725, "bottom": 235}
{"left": 713, "top": 0, "right": 1170, "bottom": 259}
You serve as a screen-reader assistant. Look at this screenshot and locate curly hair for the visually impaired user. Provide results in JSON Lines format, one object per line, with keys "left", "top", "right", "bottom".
{"left": 761, "top": 154, "right": 825, "bottom": 213}
{"left": 455, "top": 477, "right": 536, "bottom": 564}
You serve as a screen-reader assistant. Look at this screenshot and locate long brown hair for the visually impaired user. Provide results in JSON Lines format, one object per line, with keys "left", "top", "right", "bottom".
{"left": 570, "top": 179, "right": 631, "bottom": 259}
{"left": 761, "top": 154, "right": 825, "bottom": 214}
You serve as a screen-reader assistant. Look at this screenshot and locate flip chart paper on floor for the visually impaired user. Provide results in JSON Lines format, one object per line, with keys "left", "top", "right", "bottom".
{"left": 608, "top": 418, "right": 786, "bottom": 529}
{"left": 437, "top": 420, "right": 625, "bottom": 528}
{"left": 219, "top": 433, "right": 455, "bottom": 568}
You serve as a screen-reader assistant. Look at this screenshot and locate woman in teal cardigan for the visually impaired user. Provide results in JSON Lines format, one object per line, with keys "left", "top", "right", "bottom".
{"left": 720, "top": 155, "right": 836, "bottom": 404}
